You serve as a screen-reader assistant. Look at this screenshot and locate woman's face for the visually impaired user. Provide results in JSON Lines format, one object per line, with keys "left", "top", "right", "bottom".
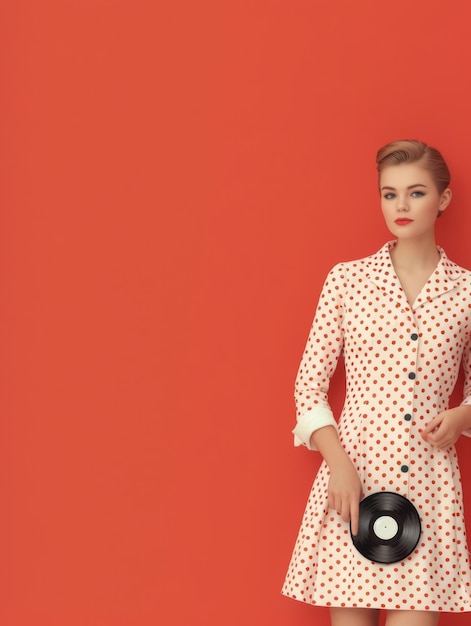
{"left": 379, "top": 162, "right": 452, "bottom": 241}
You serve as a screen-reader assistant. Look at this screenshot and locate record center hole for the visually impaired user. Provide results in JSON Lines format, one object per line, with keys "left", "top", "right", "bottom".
{"left": 373, "top": 515, "right": 399, "bottom": 541}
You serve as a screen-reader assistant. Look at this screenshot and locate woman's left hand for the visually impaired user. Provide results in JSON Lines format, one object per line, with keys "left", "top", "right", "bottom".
{"left": 421, "top": 406, "right": 471, "bottom": 450}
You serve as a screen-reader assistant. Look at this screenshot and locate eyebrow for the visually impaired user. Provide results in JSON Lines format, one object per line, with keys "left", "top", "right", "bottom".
{"left": 381, "top": 184, "right": 428, "bottom": 191}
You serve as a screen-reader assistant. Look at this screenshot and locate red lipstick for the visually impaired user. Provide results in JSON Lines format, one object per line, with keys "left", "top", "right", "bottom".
{"left": 394, "top": 218, "right": 413, "bottom": 226}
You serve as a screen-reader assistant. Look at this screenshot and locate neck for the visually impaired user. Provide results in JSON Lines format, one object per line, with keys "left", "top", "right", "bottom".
{"left": 391, "top": 235, "right": 439, "bottom": 270}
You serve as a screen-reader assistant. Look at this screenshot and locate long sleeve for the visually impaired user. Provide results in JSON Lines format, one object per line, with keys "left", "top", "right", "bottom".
{"left": 460, "top": 334, "right": 471, "bottom": 437}
{"left": 292, "top": 263, "right": 346, "bottom": 450}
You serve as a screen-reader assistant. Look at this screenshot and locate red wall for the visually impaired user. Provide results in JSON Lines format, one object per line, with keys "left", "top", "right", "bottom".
{"left": 2, "top": 1, "right": 471, "bottom": 624}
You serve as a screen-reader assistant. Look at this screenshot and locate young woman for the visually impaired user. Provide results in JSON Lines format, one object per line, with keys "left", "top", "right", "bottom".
{"left": 282, "top": 140, "right": 471, "bottom": 626}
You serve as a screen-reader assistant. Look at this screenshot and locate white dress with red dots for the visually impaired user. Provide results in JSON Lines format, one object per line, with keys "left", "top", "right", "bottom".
{"left": 282, "top": 241, "right": 471, "bottom": 612}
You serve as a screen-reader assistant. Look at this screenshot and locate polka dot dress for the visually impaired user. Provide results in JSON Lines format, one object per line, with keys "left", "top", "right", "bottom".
{"left": 282, "top": 241, "right": 471, "bottom": 612}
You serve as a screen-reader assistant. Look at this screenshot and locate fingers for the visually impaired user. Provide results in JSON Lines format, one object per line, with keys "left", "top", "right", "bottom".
{"left": 421, "top": 414, "right": 442, "bottom": 437}
{"left": 327, "top": 465, "right": 362, "bottom": 529}
{"left": 340, "top": 498, "right": 350, "bottom": 526}
{"left": 427, "top": 433, "right": 453, "bottom": 450}
{"left": 328, "top": 492, "right": 336, "bottom": 513}
{"left": 421, "top": 414, "right": 448, "bottom": 447}
{"left": 425, "top": 433, "right": 445, "bottom": 449}
{"left": 328, "top": 492, "right": 361, "bottom": 532}
{"left": 422, "top": 414, "right": 457, "bottom": 449}
{"left": 350, "top": 499, "right": 360, "bottom": 536}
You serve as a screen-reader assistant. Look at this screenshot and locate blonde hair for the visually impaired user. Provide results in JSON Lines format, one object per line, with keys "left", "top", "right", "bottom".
{"left": 376, "top": 139, "right": 450, "bottom": 193}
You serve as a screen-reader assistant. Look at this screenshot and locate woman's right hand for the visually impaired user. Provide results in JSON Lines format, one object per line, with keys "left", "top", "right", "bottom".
{"left": 310, "top": 426, "right": 363, "bottom": 535}
{"left": 327, "top": 458, "right": 363, "bottom": 535}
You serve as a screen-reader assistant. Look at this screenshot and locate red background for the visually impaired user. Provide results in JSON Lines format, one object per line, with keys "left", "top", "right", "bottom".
{"left": 2, "top": 1, "right": 471, "bottom": 624}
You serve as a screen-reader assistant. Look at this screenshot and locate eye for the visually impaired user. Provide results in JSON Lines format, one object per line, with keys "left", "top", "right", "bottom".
{"left": 383, "top": 193, "right": 396, "bottom": 200}
{"left": 411, "top": 191, "right": 425, "bottom": 198}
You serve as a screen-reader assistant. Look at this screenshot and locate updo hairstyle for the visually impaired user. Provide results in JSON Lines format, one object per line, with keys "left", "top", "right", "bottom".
{"left": 376, "top": 139, "right": 450, "bottom": 194}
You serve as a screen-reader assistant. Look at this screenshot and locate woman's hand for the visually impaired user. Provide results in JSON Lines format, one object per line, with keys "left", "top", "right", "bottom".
{"left": 421, "top": 406, "right": 471, "bottom": 450}
{"left": 309, "top": 426, "right": 363, "bottom": 534}
{"left": 328, "top": 458, "right": 363, "bottom": 535}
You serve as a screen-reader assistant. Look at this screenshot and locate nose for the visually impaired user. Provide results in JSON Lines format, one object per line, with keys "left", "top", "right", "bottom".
{"left": 397, "top": 195, "right": 409, "bottom": 212}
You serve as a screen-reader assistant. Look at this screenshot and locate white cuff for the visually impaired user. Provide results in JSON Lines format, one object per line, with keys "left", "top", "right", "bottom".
{"left": 292, "top": 406, "right": 337, "bottom": 451}
{"left": 460, "top": 400, "right": 471, "bottom": 437}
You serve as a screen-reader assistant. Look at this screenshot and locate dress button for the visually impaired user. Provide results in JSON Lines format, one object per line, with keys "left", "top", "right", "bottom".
{"left": 401, "top": 465, "right": 409, "bottom": 473}
{"left": 404, "top": 413, "right": 412, "bottom": 421}
{"left": 411, "top": 333, "right": 418, "bottom": 341}
{"left": 408, "top": 372, "right": 416, "bottom": 380}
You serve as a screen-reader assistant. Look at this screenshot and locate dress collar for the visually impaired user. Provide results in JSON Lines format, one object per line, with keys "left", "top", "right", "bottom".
{"left": 365, "top": 240, "right": 462, "bottom": 311}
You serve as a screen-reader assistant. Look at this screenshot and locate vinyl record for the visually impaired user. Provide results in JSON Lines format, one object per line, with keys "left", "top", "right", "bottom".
{"left": 350, "top": 492, "right": 421, "bottom": 564}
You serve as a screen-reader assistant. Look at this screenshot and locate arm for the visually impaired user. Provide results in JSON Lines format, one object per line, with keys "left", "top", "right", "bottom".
{"left": 292, "top": 264, "right": 362, "bottom": 532}
{"left": 292, "top": 264, "right": 346, "bottom": 449}
{"left": 421, "top": 405, "right": 471, "bottom": 449}
{"left": 422, "top": 336, "right": 471, "bottom": 448}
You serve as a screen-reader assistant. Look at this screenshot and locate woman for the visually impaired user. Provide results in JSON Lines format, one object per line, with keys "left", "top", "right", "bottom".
{"left": 282, "top": 140, "right": 471, "bottom": 626}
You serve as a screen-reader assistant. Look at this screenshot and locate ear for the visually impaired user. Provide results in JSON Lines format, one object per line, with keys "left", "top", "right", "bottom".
{"left": 438, "top": 188, "right": 452, "bottom": 216}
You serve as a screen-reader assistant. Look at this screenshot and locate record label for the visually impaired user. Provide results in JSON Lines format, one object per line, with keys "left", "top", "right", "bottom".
{"left": 373, "top": 515, "right": 398, "bottom": 541}
{"left": 350, "top": 492, "right": 421, "bottom": 564}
